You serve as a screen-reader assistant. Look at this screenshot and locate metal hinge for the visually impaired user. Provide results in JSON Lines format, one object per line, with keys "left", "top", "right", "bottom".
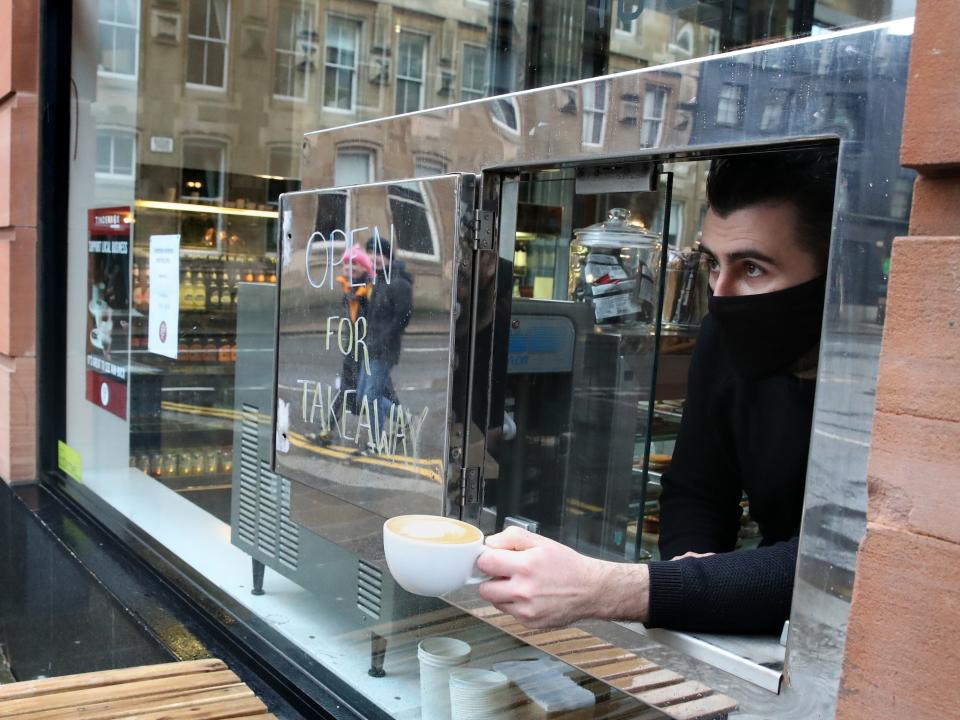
{"left": 473, "top": 210, "right": 494, "bottom": 251}
{"left": 460, "top": 466, "right": 481, "bottom": 505}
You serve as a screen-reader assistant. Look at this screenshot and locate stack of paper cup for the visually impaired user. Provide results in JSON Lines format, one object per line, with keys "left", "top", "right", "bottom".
{"left": 448, "top": 669, "right": 512, "bottom": 720}
{"left": 418, "top": 637, "right": 472, "bottom": 720}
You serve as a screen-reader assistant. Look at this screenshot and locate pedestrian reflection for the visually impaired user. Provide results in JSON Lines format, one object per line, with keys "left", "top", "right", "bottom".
{"left": 333, "top": 245, "right": 373, "bottom": 417}
{"left": 358, "top": 237, "right": 415, "bottom": 440}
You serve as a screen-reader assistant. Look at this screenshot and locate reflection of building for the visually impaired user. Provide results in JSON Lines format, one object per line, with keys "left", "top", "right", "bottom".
{"left": 690, "top": 27, "right": 914, "bottom": 307}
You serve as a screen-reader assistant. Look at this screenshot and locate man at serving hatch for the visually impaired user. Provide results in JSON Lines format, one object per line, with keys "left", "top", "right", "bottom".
{"left": 477, "top": 149, "right": 837, "bottom": 634}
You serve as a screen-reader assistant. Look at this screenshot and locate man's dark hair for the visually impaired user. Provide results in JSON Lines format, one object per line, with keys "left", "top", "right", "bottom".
{"left": 706, "top": 148, "right": 838, "bottom": 270}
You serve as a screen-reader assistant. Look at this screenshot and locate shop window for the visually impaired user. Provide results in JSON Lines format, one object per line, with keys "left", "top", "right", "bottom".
{"left": 96, "top": 128, "right": 136, "bottom": 179}
{"left": 396, "top": 31, "right": 428, "bottom": 114}
{"left": 640, "top": 85, "right": 668, "bottom": 147}
{"left": 461, "top": 44, "right": 488, "bottom": 101}
{"left": 323, "top": 15, "right": 360, "bottom": 111}
{"left": 716, "top": 83, "right": 745, "bottom": 127}
{"left": 582, "top": 82, "right": 607, "bottom": 146}
{"left": 186, "top": 0, "right": 230, "bottom": 89}
{"left": 387, "top": 183, "right": 438, "bottom": 258}
{"left": 760, "top": 89, "right": 791, "bottom": 132}
{"left": 274, "top": 3, "right": 317, "bottom": 100}
{"left": 97, "top": 0, "right": 139, "bottom": 78}
{"left": 181, "top": 139, "right": 226, "bottom": 201}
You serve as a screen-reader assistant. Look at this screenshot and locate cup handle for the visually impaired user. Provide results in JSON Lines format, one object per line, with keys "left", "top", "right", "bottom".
{"left": 465, "top": 546, "right": 491, "bottom": 585}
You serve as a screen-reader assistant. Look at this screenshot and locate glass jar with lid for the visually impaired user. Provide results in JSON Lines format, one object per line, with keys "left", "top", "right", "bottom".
{"left": 569, "top": 208, "right": 662, "bottom": 331}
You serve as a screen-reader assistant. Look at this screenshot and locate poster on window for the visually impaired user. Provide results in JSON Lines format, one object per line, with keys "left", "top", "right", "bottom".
{"left": 85, "top": 207, "right": 132, "bottom": 420}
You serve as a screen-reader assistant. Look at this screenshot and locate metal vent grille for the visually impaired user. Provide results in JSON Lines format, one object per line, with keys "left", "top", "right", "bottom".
{"left": 357, "top": 560, "right": 383, "bottom": 619}
{"left": 236, "top": 404, "right": 300, "bottom": 571}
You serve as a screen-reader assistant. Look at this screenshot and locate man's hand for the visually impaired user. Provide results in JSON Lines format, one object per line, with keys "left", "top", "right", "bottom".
{"left": 476, "top": 527, "right": 650, "bottom": 629}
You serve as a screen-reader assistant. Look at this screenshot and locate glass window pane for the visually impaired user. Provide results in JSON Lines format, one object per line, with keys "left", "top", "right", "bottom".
{"left": 95, "top": 133, "right": 112, "bottom": 173}
{"left": 113, "top": 134, "right": 134, "bottom": 175}
{"left": 98, "top": 0, "right": 114, "bottom": 22}
{"left": 334, "top": 150, "right": 371, "bottom": 185}
{"left": 208, "top": 0, "right": 229, "bottom": 41}
{"left": 187, "top": 0, "right": 207, "bottom": 36}
{"left": 115, "top": 26, "right": 137, "bottom": 75}
{"left": 186, "top": 38, "right": 206, "bottom": 84}
{"left": 117, "top": 0, "right": 136, "bottom": 26}
{"left": 206, "top": 41, "right": 226, "bottom": 87}
{"left": 98, "top": 23, "right": 114, "bottom": 72}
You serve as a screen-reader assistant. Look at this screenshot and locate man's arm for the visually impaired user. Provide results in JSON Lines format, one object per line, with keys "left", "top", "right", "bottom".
{"left": 477, "top": 527, "right": 797, "bottom": 635}
{"left": 659, "top": 316, "right": 743, "bottom": 559}
{"left": 647, "top": 536, "right": 798, "bottom": 634}
{"left": 477, "top": 527, "right": 651, "bottom": 628}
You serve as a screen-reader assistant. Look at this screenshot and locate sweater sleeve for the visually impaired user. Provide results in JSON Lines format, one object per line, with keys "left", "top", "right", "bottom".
{"left": 646, "top": 536, "right": 798, "bottom": 634}
{"left": 658, "top": 316, "right": 744, "bottom": 560}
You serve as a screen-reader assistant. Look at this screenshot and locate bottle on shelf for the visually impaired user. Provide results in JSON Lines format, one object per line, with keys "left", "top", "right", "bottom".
{"left": 194, "top": 271, "right": 207, "bottom": 311}
{"left": 132, "top": 265, "right": 142, "bottom": 308}
{"left": 209, "top": 273, "right": 221, "bottom": 308}
{"left": 180, "top": 270, "right": 194, "bottom": 311}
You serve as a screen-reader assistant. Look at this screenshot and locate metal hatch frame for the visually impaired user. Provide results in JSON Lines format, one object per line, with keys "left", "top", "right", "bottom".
{"left": 298, "top": 19, "right": 916, "bottom": 718}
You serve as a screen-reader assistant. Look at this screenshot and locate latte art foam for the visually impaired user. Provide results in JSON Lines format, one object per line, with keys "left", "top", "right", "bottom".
{"left": 386, "top": 515, "right": 482, "bottom": 545}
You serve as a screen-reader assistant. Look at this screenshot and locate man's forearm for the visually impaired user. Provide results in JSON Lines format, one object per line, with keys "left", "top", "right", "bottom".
{"left": 590, "top": 560, "right": 651, "bottom": 624}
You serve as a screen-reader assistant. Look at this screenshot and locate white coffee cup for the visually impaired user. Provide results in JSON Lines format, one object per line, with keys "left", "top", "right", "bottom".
{"left": 419, "top": 637, "right": 471, "bottom": 720}
{"left": 382, "top": 515, "right": 489, "bottom": 597}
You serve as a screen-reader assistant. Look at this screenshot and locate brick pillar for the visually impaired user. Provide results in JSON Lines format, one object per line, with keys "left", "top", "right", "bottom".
{"left": 836, "top": 3, "right": 960, "bottom": 718}
{"left": 0, "top": 0, "right": 40, "bottom": 482}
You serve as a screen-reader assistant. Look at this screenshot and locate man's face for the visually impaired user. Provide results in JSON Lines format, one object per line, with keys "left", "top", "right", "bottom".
{"left": 700, "top": 202, "right": 822, "bottom": 297}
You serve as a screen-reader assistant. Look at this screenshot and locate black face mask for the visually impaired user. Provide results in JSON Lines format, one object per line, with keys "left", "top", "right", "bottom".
{"left": 708, "top": 275, "right": 827, "bottom": 381}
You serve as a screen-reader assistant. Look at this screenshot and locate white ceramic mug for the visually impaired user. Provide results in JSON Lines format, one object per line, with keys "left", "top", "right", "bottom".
{"left": 382, "top": 515, "right": 489, "bottom": 597}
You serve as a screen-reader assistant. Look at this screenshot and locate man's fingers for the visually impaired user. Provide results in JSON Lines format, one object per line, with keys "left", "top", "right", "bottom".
{"left": 484, "top": 526, "right": 543, "bottom": 551}
{"left": 476, "top": 547, "right": 530, "bottom": 579}
{"left": 478, "top": 578, "right": 520, "bottom": 605}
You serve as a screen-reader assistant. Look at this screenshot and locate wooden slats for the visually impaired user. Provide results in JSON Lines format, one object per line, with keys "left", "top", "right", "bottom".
{"left": 466, "top": 606, "right": 738, "bottom": 720}
{"left": 0, "top": 660, "right": 275, "bottom": 720}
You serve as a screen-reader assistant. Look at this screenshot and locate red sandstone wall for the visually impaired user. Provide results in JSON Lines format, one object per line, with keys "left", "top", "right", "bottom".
{"left": 0, "top": 0, "right": 39, "bottom": 482}
{"left": 836, "top": 2, "right": 960, "bottom": 717}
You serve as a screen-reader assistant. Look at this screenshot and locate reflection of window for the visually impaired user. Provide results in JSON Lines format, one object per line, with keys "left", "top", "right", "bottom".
{"left": 415, "top": 156, "right": 447, "bottom": 178}
{"left": 615, "top": 1, "right": 644, "bottom": 34}
{"left": 490, "top": 97, "right": 520, "bottom": 133}
{"left": 582, "top": 83, "right": 607, "bottom": 146}
{"left": 640, "top": 85, "right": 668, "bottom": 147}
{"left": 396, "top": 32, "right": 428, "bottom": 114}
{"left": 667, "top": 201, "right": 683, "bottom": 247}
{"left": 388, "top": 183, "right": 436, "bottom": 257}
{"left": 187, "top": 0, "right": 230, "bottom": 89}
{"left": 669, "top": 19, "right": 693, "bottom": 55}
{"left": 760, "top": 89, "right": 791, "bottom": 132}
{"left": 335, "top": 149, "right": 373, "bottom": 186}
{"left": 181, "top": 139, "right": 226, "bottom": 200}
{"left": 275, "top": 4, "right": 317, "bottom": 100}
{"left": 461, "top": 44, "right": 487, "bottom": 101}
{"left": 324, "top": 15, "right": 360, "bottom": 110}
{"left": 890, "top": 176, "right": 913, "bottom": 220}
{"left": 717, "top": 83, "right": 744, "bottom": 127}
{"left": 820, "top": 93, "right": 861, "bottom": 138}
{"left": 98, "top": 0, "right": 139, "bottom": 77}
{"left": 96, "top": 129, "right": 136, "bottom": 178}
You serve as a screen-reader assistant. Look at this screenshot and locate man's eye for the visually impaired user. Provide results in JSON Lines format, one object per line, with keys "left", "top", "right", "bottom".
{"left": 706, "top": 257, "right": 720, "bottom": 272}
{"left": 744, "top": 262, "right": 763, "bottom": 278}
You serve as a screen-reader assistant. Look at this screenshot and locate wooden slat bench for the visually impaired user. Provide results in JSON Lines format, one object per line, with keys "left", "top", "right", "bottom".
{"left": 467, "top": 606, "right": 738, "bottom": 720}
{"left": 0, "top": 658, "right": 276, "bottom": 720}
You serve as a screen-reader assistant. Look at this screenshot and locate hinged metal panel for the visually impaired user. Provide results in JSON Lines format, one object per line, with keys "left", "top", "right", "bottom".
{"left": 460, "top": 466, "right": 481, "bottom": 505}
{"left": 474, "top": 209, "right": 494, "bottom": 250}
{"left": 272, "top": 174, "right": 476, "bottom": 520}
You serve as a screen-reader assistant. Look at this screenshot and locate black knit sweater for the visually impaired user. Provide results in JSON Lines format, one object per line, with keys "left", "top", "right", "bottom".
{"left": 646, "top": 314, "right": 815, "bottom": 635}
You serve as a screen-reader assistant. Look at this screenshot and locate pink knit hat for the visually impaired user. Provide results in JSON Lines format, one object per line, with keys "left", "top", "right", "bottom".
{"left": 342, "top": 245, "right": 373, "bottom": 276}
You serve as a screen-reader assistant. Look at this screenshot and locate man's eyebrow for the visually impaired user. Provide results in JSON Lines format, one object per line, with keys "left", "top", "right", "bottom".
{"left": 700, "top": 242, "right": 777, "bottom": 265}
